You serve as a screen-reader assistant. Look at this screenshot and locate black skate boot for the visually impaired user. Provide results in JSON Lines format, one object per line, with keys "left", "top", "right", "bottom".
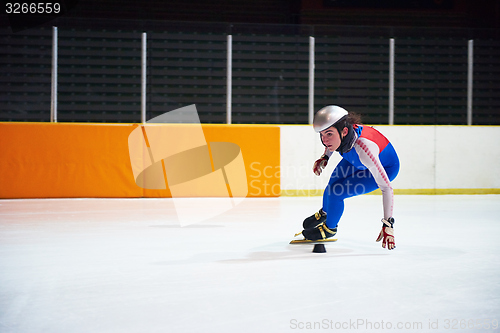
{"left": 302, "top": 223, "right": 337, "bottom": 241}
{"left": 302, "top": 208, "right": 327, "bottom": 229}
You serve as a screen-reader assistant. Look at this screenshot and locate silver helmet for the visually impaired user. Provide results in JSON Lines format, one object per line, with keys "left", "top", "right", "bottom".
{"left": 313, "top": 105, "right": 348, "bottom": 133}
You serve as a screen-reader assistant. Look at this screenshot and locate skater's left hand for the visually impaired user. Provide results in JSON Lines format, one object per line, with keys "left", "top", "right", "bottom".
{"left": 376, "top": 217, "right": 395, "bottom": 250}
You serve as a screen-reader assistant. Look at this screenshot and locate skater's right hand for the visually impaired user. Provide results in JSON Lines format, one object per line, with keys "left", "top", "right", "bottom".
{"left": 313, "top": 155, "right": 329, "bottom": 176}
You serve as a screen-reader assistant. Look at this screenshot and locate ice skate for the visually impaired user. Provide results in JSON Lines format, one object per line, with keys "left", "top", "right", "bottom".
{"left": 302, "top": 208, "right": 327, "bottom": 229}
{"left": 290, "top": 223, "right": 337, "bottom": 244}
{"left": 303, "top": 223, "right": 337, "bottom": 241}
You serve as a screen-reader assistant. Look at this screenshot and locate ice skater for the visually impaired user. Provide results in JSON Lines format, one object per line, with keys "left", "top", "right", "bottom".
{"left": 297, "top": 105, "right": 400, "bottom": 250}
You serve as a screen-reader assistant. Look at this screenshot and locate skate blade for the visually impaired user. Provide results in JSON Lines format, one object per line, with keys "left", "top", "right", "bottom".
{"left": 290, "top": 238, "right": 338, "bottom": 245}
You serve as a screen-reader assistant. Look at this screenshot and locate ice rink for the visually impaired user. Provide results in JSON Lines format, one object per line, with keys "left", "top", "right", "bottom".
{"left": 1, "top": 195, "right": 499, "bottom": 333}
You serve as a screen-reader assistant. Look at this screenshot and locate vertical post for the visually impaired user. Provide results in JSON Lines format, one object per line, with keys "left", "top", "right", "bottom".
{"left": 50, "top": 26, "right": 58, "bottom": 122}
{"left": 467, "top": 39, "right": 473, "bottom": 126}
{"left": 226, "top": 35, "right": 232, "bottom": 124}
{"left": 141, "top": 32, "right": 147, "bottom": 124}
{"left": 389, "top": 38, "right": 395, "bottom": 125}
{"left": 308, "top": 36, "right": 315, "bottom": 125}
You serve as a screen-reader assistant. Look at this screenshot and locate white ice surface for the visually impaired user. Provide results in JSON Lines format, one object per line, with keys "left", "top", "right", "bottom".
{"left": 1, "top": 195, "right": 499, "bottom": 333}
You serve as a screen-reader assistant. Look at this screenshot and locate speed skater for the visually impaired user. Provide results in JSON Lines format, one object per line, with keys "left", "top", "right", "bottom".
{"left": 298, "top": 105, "right": 400, "bottom": 250}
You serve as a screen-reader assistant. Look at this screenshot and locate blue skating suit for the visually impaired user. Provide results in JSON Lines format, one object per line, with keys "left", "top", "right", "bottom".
{"left": 323, "top": 125, "right": 400, "bottom": 229}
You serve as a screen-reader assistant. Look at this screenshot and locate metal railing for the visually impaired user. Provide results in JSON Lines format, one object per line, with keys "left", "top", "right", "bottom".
{"left": 2, "top": 18, "right": 499, "bottom": 125}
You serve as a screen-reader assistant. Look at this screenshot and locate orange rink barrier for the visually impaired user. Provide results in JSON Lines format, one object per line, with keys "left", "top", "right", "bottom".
{"left": 0, "top": 123, "right": 280, "bottom": 198}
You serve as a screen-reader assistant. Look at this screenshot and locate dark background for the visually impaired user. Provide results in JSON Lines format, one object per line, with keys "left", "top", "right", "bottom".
{"left": 4, "top": 0, "right": 496, "bottom": 29}
{"left": 1, "top": 0, "right": 499, "bottom": 124}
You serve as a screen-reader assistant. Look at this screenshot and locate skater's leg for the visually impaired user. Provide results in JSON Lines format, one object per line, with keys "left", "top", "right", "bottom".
{"left": 322, "top": 159, "right": 354, "bottom": 216}
{"left": 323, "top": 167, "right": 395, "bottom": 228}
{"left": 379, "top": 143, "right": 400, "bottom": 182}
{"left": 323, "top": 145, "right": 400, "bottom": 229}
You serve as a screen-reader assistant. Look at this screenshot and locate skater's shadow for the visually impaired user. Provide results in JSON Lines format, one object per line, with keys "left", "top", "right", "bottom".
{"left": 149, "top": 224, "right": 223, "bottom": 228}
{"left": 217, "top": 244, "right": 387, "bottom": 264}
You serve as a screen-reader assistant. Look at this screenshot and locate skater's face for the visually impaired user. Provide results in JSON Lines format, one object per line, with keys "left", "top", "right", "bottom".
{"left": 320, "top": 126, "right": 348, "bottom": 151}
